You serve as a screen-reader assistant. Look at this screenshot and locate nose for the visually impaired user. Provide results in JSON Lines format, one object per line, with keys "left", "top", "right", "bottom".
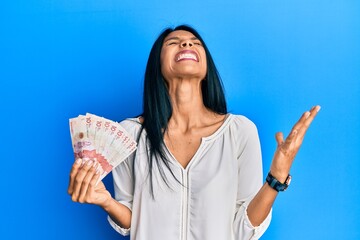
{"left": 181, "top": 41, "right": 193, "bottom": 48}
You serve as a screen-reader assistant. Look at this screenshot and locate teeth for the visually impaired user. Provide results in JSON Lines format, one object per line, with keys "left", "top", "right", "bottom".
{"left": 177, "top": 53, "right": 197, "bottom": 61}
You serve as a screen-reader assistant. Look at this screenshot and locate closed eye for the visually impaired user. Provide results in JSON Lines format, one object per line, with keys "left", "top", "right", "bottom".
{"left": 167, "top": 41, "right": 178, "bottom": 46}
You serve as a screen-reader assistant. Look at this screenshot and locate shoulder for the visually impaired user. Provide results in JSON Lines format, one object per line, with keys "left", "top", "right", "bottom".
{"left": 119, "top": 117, "right": 143, "bottom": 139}
{"left": 227, "top": 114, "right": 261, "bottom": 159}
{"left": 225, "top": 114, "right": 260, "bottom": 148}
{"left": 228, "top": 114, "right": 258, "bottom": 133}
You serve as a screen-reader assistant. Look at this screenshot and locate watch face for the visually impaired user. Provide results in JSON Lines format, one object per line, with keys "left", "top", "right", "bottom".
{"left": 282, "top": 175, "right": 291, "bottom": 191}
{"left": 285, "top": 175, "right": 292, "bottom": 186}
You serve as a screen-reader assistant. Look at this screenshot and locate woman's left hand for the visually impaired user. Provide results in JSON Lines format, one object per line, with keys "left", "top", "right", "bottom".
{"left": 270, "top": 105, "right": 321, "bottom": 182}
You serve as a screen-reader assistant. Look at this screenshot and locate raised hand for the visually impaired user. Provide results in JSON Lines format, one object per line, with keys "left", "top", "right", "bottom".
{"left": 68, "top": 158, "right": 112, "bottom": 207}
{"left": 270, "top": 105, "right": 321, "bottom": 182}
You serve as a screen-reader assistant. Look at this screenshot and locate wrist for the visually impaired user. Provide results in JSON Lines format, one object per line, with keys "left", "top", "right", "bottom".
{"left": 266, "top": 171, "right": 292, "bottom": 192}
{"left": 269, "top": 168, "right": 290, "bottom": 183}
{"left": 100, "top": 197, "right": 115, "bottom": 211}
{"left": 271, "top": 173, "right": 288, "bottom": 183}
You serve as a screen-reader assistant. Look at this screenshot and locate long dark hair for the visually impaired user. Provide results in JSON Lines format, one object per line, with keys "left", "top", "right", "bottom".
{"left": 137, "top": 25, "right": 227, "bottom": 197}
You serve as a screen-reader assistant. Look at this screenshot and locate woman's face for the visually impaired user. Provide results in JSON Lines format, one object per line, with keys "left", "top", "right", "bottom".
{"left": 160, "top": 30, "right": 207, "bottom": 82}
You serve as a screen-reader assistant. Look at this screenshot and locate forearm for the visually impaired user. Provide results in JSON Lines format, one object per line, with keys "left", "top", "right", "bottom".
{"left": 101, "top": 198, "right": 132, "bottom": 229}
{"left": 247, "top": 182, "right": 277, "bottom": 227}
{"left": 247, "top": 106, "right": 320, "bottom": 228}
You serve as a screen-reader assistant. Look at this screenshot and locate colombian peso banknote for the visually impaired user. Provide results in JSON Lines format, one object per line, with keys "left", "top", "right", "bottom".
{"left": 69, "top": 113, "right": 137, "bottom": 183}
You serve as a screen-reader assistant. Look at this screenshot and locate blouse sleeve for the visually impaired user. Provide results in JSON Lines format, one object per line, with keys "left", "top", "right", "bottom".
{"left": 107, "top": 156, "right": 134, "bottom": 236}
{"left": 107, "top": 119, "right": 140, "bottom": 236}
{"left": 233, "top": 116, "right": 272, "bottom": 239}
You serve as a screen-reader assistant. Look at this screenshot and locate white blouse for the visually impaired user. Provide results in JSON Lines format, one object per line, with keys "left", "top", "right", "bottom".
{"left": 108, "top": 114, "right": 271, "bottom": 240}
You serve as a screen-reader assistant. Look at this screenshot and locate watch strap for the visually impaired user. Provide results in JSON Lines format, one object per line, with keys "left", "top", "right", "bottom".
{"left": 266, "top": 172, "right": 291, "bottom": 192}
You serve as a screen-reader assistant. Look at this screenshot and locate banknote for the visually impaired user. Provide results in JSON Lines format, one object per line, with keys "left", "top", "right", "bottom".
{"left": 69, "top": 113, "right": 137, "bottom": 183}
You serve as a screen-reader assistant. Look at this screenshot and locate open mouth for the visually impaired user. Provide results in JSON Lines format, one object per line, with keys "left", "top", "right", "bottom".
{"left": 175, "top": 50, "right": 199, "bottom": 62}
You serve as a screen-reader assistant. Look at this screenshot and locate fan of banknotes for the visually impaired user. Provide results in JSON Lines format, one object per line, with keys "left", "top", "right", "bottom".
{"left": 69, "top": 113, "right": 137, "bottom": 183}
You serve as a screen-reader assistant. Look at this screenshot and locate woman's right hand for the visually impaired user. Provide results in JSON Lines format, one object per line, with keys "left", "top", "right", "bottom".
{"left": 68, "top": 158, "right": 112, "bottom": 208}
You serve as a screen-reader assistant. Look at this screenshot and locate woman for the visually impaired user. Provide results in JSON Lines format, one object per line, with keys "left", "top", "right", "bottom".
{"left": 68, "top": 25, "right": 320, "bottom": 239}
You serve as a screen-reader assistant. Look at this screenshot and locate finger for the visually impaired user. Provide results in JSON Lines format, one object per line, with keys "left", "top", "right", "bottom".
{"left": 303, "top": 105, "right": 321, "bottom": 127}
{"left": 71, "top": 160, "right": 94, "bottom": 202}
{"left": 68, "top": 158, "right": 83, "bottom": 195}
{"left": 275, "top": 132, "right": 284, "bottom": 145}
{"left": 291, "top": 110, "right": 311, "bottom": 134}
{"left": 287, "top": 113, "right": 308, "bottom": 143}
{"left": 86, "top": 169, "right": 101, "bottom": 204}
{"left": 78, "top": 163, "right": 98, "bottom": 203}
{"left": 296, "top": 105, "right": 321, "bottom": 140}
{"left": 284, "top": 127, "right": 299, "bottom": 147}
{"left": 288, "top": 105, "right": 321, "bottom": 140}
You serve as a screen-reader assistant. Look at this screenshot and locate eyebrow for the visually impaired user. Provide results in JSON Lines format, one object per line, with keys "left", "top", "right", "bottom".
{"left": 164, "top": 36, "right": 200, "bottom": 43}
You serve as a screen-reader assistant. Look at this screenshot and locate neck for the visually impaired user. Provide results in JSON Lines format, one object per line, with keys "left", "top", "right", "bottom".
{"left": 167, "top": 77, "right": 210, "bottom": 131}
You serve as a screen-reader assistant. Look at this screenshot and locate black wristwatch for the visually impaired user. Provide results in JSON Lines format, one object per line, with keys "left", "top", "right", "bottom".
{"left": 266, "top": 172, "right": 292, "bottom": 192}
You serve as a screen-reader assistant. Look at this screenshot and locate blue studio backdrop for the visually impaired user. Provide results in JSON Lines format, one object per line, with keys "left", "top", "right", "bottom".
{"left": 1, "top": 0, "right": 359, "bottom": 239}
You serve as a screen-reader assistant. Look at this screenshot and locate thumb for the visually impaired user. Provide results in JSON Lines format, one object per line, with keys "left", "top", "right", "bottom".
{"left": 275, "top": 132, "right": 284, "bottom": 146}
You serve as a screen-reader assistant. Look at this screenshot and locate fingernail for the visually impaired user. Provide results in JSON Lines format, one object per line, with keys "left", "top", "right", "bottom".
{"left": 305, "top": 111, "right": 310, "bottom": 118}
{"left": 93, "top": 162, "right": 99, "bottom": 170}
{"left": 75, "top": 159, "right": 82, "bottom": 165}
{"left": 86, "top": 160, "right": 93, "bottom": 166}
{"left": 96, "top": 163, "right": 101, "bottom": 171}
{"left": 316, "top": 105, "right": 321, "bottom": 112}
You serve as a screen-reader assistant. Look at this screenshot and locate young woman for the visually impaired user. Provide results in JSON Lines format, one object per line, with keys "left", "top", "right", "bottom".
{"left": 68, "top": 25, "right": 320, "bottom": 240}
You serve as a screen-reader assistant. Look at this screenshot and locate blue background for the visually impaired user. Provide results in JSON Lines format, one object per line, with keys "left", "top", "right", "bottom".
{"left": 1, "top": 0, "right": 359, "bottom": 239}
